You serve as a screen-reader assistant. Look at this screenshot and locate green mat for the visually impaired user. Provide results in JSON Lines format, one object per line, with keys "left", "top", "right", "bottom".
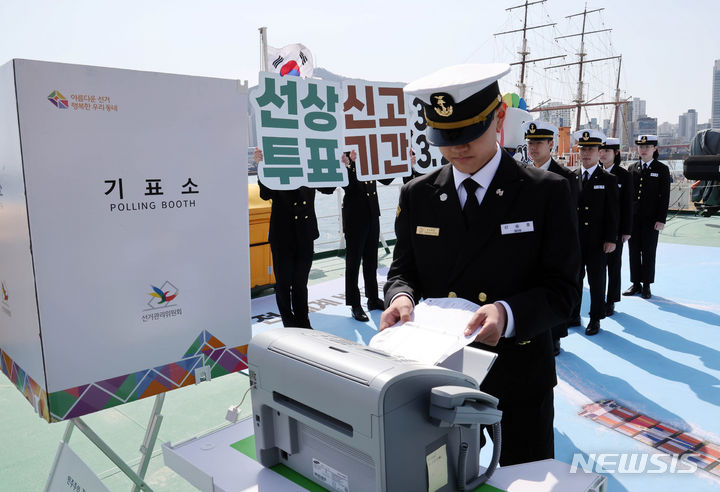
{"left": 230, "top": 435, "right": 503, "bottom": 491}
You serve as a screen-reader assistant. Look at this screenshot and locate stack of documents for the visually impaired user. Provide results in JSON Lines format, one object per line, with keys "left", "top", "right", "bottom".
{"left": 368, "top": 297, "right": 484, "bottom": 365}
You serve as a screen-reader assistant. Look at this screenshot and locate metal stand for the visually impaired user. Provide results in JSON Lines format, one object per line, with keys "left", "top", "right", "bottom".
{"left": 44, "top": 393, "right": 165, "bottom": 492}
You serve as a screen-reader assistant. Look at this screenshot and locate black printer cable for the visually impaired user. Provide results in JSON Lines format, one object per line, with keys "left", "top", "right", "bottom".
{"left": 456, "top": 422, "right": 502, "bottom": 491}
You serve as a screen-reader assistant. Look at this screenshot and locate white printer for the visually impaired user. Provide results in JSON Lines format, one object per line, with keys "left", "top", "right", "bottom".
{"left": 248, "top": 328, "right": 502, "bottom": 491}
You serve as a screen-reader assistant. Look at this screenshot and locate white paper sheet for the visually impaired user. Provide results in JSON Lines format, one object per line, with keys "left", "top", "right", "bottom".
{"left": 368, "top": 297, "right": 484, "bottom": 364}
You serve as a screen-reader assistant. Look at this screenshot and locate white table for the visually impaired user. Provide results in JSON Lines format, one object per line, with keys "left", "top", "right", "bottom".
{"left": 163, "top": 418, "right": 607, "bottom": 492}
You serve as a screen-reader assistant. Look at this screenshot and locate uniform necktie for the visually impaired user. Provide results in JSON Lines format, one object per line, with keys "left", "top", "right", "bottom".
{"left": 462, "top": 178, "right": 481, "bottom": 228}
{"left": 582, "top": 170, "right": 590, "bottom": 187}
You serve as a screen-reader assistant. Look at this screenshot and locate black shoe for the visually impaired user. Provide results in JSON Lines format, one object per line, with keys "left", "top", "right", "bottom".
{"left": 366, "top": 298, "right": 385, "bottom": 311}
{"left": 585, "top": 319, "right": 600, "bottom": 336}
{"left": 641, "top": 284, "right": 652, "bottom": 299}
{"left": 623, "top": 283, "right": 642, "bottom": 296}
{"left": 553, "top": 339, "right": 561, "bottom": 356}
{"left": 605, "top": 302, "right": 615, "bottom": 317}
{"left": 351, "top": 305, "right": 369, "bottom": 322}
{"left": 568, "top": 317, "right": 582, "bottom": 327}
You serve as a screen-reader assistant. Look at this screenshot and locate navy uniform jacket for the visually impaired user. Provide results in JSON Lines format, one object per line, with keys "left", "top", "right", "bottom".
{"left": 608, "top": 164, "right": 634, "bottom": 238}
{"left": 627, "top": 159, "right": 671, "bottom": 224}
{"left": 548, "top": 158, "right": 580, "bottom": 210}
{"left": 258, "top": 183, "right": 322, "bottom": 255}
{"left": 384, "top": 152, "right": 581, "bottom": 401}
{"left": 341, "top": 159, "right": 393, "bottom": 231}
{"left": 574, "top": 166, "right": 619, "bottom": 247}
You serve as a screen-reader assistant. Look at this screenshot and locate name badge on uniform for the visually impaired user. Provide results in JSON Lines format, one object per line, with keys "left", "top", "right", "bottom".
{"left": 594, "top": 184, "right": 605, "bottom": 189}
{"left": 501, "top": 221, "right": 534, "bottom": 235}
{"left": 416, "top": 226, "right": 439, "bottom": 236}
{"left": 650, "top": 172, "right": 659, "bottom": 177}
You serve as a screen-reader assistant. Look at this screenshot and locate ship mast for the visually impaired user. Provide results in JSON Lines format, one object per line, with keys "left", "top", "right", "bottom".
{"left": 611, "top": 56, "right": 622, "bottom": 137}
{"left": 540, "top": 6, "right": 624, "bottom": 131}
{"left": 494, "top": 0, "right": 565, "bottom": 100}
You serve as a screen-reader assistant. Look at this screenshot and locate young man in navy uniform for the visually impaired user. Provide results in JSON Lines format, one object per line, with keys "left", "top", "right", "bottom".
{"left": 523, "top": 120, "right": 580, "bottom": 354}
{"left": 340, "top": 150, "right": 390, "bottom": 322}
{"left": 380, "top": 64, "right": 580, "bottom": 466}
{"left": 623, "top": 135, "right": 670, "bottom": 299}
{"left": 600, "top": 137, "right": 633, "bottom": 315}
{"left": 571, "top": 130, "right": 619, "bottom": 336}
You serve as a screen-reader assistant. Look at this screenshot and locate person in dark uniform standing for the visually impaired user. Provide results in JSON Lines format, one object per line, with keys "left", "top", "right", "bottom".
{"left": 623, "top": 135, "right": 670, "bottom": 299}
{"left": 380, "top": 64, "right": 581, "bottom": 466}
{"left": 571, "top": 130, "right": 619, "bottom": 336}
{"left": 600, "top": 137, "right": 633, "bottom": 315}
{"left": 523, "top": 119, "right": 580, "bottom": 355}
{"left": 340, "top": 149, "right": 389, "bottom": 321}
{"left": 254, "top": 148, "right": 332, "bottom": 328}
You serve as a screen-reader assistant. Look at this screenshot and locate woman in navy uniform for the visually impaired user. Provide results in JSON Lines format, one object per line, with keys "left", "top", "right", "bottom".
{"left": 255, "top": 149, "right": 332, "bottom": 328}
{"left": 623, "top": 135, "right": 670, "bottom": 299}
{"left": 599, "top": 137, "right": 633, "bottom": 315}
{"left": 380, "top": 64, "right": 580, "bottom": 466}
{"left": 340, "top": 150, "right": 391, "bottom": 321}
{"left": 523, "top": 120, "right": 580, "bottom": 354}
{"left": 571, "top": 129, "right": 619, "bottom": 336}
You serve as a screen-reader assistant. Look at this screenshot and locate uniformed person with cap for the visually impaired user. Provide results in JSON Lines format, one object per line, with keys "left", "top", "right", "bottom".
{"left": 623, "top": 135, "right": 670, "bottom": 299}
{"left": 254, "top": 148, "right": 333, "bottom": 329}
{"left": 340, "top": 150, "right": 392, "bottom": 322}
{"left": 380, "top": 64, "right": 581, "bottom": 466}
{"left": 599, "top": 137, "right": 633, "bottom": 315}
{"left": 524, "top": 120, "right": 581, "bottom": 354}
{"left": 571, "top": 129, "right": 619, "bottom": 336}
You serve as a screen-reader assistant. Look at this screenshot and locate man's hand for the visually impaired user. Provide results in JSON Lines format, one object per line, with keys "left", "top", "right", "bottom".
{"left": 603, "top": 242, "right": 616, "bottom": 253}
{"left": 379, "top": 295, "right": 413, "bottom": 330}
{"left": 622, "top": 234, "right": 631, "bottom": 243}
{"left": 341, "top": 150, "right": 358, "bottom": 168}
{"left": 654, "top": 222, "right": 665, "bottom": 231}
{"left": 463, "top": 302, "right": 507, "bottom": 347}
{"left": 253, "top": 148, "right": 263, "bottom": 164}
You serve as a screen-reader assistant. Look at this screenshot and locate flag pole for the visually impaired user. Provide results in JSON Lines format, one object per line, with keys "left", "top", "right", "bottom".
{"left": 259, "top": 27, "right": 268, "bottom": 71}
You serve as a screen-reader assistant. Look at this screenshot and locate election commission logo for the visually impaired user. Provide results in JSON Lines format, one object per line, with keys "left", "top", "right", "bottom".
{"left": 47, "top": 90, "right": 68, "bottom": 109}
{"left": 142, "top": 281, "right": 182, "bottom": 323}
{"left": 146, "top": 281, "right": 179, "bottom": 310}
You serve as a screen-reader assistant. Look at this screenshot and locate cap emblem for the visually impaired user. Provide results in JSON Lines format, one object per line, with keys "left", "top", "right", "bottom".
{"left": 640, "top": 135, "right": 647, "bottom": 143}
{"left": 432, "top": 94, "right": 454, "bottom": 118}
{"left": 582, "top": 131, "right": 590, "bottom": 141}
{"left": 529, "top": 123, "right": 537, "bottom": 134}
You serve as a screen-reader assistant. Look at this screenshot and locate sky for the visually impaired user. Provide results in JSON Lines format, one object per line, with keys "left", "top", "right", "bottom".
{"left": 1, "top": 0, "right": 718, "bottom": 126}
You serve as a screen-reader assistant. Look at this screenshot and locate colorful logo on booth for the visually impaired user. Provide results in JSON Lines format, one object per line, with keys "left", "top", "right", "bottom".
{"left": 146, "top": 281, "right": 179, "bottom": 309}
{"left": 47, "top": 90, "right": 69, "bottom": 109}
{"left": 279, "top": 60, "right": 301, "bottom": 77}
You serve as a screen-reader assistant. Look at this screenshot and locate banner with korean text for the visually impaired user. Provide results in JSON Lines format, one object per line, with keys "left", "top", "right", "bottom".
{"left": 342, "top": 79, "right": 412, "bottom": 181}
{"left": 250, "top": 72, "right": 348, "bottom": 190}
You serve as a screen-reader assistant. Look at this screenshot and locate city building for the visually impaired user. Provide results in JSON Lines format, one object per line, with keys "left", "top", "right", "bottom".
{"left": 539, "top": 102, "right": 574, "bottom": 130}
{"left": 678, "top": 109, "right": 698, "bottom": 141}
{"left": 635, "top": 116, "right": 658, "bottom": 140}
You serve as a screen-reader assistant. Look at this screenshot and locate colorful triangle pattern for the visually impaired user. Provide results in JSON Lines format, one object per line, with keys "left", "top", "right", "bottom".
{"left": 1, "top": 330, "right": 248, "bottom": 422}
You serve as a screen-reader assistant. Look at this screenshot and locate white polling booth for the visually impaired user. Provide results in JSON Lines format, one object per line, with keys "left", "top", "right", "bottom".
{"left": 0, "top": 59, "right": 252, "bottom": 422}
